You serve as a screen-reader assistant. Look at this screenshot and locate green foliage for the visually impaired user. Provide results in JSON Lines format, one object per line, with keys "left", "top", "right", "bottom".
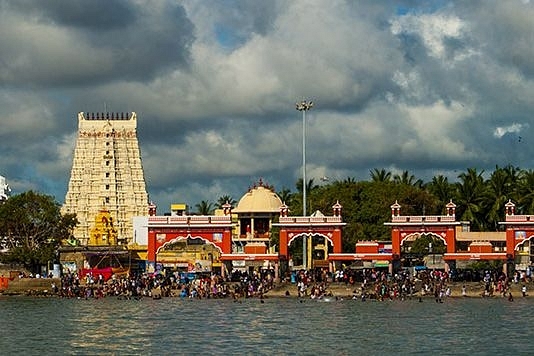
{"left": 467, "top": 260, "right": 504, "bottom": 271}
{"left": 216, "top": 195, "right": 236, "bottom": 209}
{"left": 283, "top": 165, "right": 534, "bottom": 253}
{"left": 370, "top": 168, "right": 392, "bottom": 183}
{"left": 0, "top": 191, "right": 77, "bottom": 272}
{"left": 410, "top": 234, "right": 446, "bottom": 255}
{"left": 277, "top": 188, "right": 292, "bottom": 206}
{"left": 195, "top": 200, "right": 214, "bottom": 215}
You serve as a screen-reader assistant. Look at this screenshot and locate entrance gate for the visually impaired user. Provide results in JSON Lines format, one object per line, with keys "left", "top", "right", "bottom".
{"left": 147, "top": 215, "right": 232, "bottom": 274}
{"left": 501, "top": 200, "right": 534, "bottom": 270}
{"left": 274, "top": 202, "right": 345, "bottom": 270}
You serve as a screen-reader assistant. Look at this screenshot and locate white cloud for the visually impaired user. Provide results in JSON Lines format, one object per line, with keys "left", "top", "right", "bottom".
{"left": 493, "top": 123, "right": 524, "bottom": 138}
{"left": 391, "top": 12, "right": 466, "bottom": 59}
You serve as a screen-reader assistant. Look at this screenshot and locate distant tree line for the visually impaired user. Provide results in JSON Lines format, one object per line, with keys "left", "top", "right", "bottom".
{"left": 208, "top": 165, "right": 534, "bottom": 252}
{"left": 3, "top": 165, "right": 526, "bottom": 272}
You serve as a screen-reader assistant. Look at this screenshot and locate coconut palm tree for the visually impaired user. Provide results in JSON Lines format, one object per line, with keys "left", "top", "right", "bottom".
{"left": 425, "top": 175, "right": 454, "bottom": 214}
{"left": 277, "top": 188, "right": 293, "bottom": 205}
{"left": 393, "top": 170, "right": 423, "bottom": 188}
{"left": 296, "top": 178, "right": 318, "bottom": 195}
{"left": 455, "top": 168, "right": 485, "bottom": 230}
{"left": 517, "top": 169, "right": 534, "bottom": 214}
{"left": 195, "top": 200, "right": 214, "bottom": 215}
{"left": 295, "top": 178, "right": 319, "bottom": 214}
{"left": 216, "top": 195, "right": 236, "bottom": 209}
{"left": 483, "top": 167, "right": 513, "bottom": 230}
{"left": 502, "top": 164, "right": 522, "bottom": 204}
{"left": 370, "top": 168, "right": 392, "bottom": 183}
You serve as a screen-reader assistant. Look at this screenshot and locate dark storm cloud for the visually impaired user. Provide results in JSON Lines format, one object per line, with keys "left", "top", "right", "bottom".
{"left": 0, "top": 0, "right": 194, "bottom": 87}
{"left": 455, "top": 0, "right": 534, "bottom": 78}
{"left": 1, "top": 0, "right": 534, "bottom": 212}
{"left": 7, "top": 0, "right": 135, "bottom": 30}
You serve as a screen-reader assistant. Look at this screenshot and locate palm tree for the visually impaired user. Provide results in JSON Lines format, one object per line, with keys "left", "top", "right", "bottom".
{"left": 455, "top": 168, "right": 485, "bottom": 230}
{"left": 425, "top": 175, "right": 454, "bottom": 214}
{"left": 195, "top": 200, "right": 214, "bottom": 215}
{"left": 370, "top": 168, "right": 392, "bottom": 183}
{"left": 393, "top": 170, "right": 423, "bottom": 188}
{"left": 296, "top": 178, "right": 318, "bottom": 195}
{"left": 295, "top": 178, "right": 318, "bottom": 214}
{"left": 277, "top": 188, "right": 292, "bottom": 205}
{"left": 502, "top": 164, "right": 522, "bottom": 204}
{"left": 216, "top": 195, "right": 236, "bottom": 209}
{"left": 518, "top": 169, "right": 534, "bottom": 214}
{"left": 483, "top": 167, "right": 512, "bottom": 230}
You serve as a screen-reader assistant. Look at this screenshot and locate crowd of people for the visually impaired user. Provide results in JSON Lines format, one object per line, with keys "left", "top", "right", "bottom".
{"left": 291, "top": 266, "right": 531, "bottom": 302}
{"left": 11, "top": 264, "right": 534, "bottom": 301}
{"left": 51, "top": 269, "right": 276, "bottom": 300}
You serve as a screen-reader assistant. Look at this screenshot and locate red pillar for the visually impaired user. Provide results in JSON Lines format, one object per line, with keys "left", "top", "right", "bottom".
{"left": 506, "top": 228, "right": 516, "bottom": 258}
{"left": 332, "top": 228, "right": 342, "bottom": 253}
{"left": 446, "top": 227, "right": 456, "bottom": 254}
{"left": 222, "top": 228, "right": 232, "bottom": 254}
{"left": 279, "top": 229, "right": 288, "bottom": 258}
{"left": 147, "top": 230, "right": 157, "bottom": 263}
{"left": 392, "top": 228, "right": 401, "bottom": 256}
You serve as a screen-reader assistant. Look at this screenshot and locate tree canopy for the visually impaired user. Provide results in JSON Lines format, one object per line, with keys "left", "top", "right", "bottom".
{"left": 195, "top": 200, "right": 214, "bottom": 215}
{"left": 0, "top": 191, "right": 77, "bottom": 273}
{"left": 277, "top": 165, "right": 530, "bottom": 252}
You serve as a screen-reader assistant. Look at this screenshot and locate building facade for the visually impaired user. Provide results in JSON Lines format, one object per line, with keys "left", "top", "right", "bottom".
{"left": 62, "top": 112, "right": 149, "bottom": 245}
{"left": 142, "top": 180, "right": 346, "bottom": 280}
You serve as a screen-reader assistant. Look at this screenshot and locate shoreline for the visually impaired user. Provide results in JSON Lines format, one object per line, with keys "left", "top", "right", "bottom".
{"left": 263, "top": 281, "right": 532, "bottom": 299}
{"left": 2, "top": 280, "right": 532, "bottom": 300}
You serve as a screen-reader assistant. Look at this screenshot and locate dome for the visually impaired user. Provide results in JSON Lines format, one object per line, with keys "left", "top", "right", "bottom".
{"left": 234, "top": 185, "right": 283, "bottom": 213}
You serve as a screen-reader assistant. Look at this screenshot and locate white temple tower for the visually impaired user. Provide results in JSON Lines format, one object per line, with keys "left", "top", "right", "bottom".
{"left": 62, "top": 112, "right": 149, "bottom": 245}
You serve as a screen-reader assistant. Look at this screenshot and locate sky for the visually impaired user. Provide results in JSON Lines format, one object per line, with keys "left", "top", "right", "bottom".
{"left": 0, "top": 0, "right": 533, "bottom": 214}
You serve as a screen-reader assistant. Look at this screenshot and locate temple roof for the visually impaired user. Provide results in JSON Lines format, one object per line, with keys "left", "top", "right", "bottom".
{"left": 233, "top": 185, "right": 283, "bottom": 213}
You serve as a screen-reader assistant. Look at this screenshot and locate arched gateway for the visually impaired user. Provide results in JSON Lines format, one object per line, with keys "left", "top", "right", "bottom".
{"left": 146, "top": 213, "right": 233, "bottom": 275}
{"left": 382, "top": 199, "right": 534, "bottom": 274}
{"left": 145, "top": 185, "right": 534, "bottom": 277}
{"left": 145, "top": 181, "right": 347, "bottom": 279}
{"left": 274, "top": 201, "right": 346, "bottom": 271}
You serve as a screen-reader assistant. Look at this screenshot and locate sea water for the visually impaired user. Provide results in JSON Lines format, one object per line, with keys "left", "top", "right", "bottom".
{"left": 0, "top": 296, "right": 532, "bottom": 355}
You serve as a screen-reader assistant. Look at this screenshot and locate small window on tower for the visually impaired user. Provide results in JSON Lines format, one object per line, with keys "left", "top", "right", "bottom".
{"left": 106, "top": 184, "right": 110, "bottom": 190}
{"left": 106, "top": 142, "right": 110, "bottom": 146}
{"left": 105, "top": 197, "right": 110, "bottom": 203}
{"left": 106, "top": 172, "right": 110, "bottom": 178}
{"left": 106, "top": 161, "right": 110, "bottom": 166}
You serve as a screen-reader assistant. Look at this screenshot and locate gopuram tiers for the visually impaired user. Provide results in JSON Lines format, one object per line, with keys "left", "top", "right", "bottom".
{"left": 62, "top": 112, "right": 149, "bottom": 246}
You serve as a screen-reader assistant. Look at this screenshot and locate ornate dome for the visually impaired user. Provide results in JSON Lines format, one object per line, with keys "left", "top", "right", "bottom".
{"left": 234, "top": 183, "right": 283, "bottom": 213}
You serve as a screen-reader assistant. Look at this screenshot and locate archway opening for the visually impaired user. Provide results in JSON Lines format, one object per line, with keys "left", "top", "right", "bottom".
{"left": 401, "top": 232, "right": 446, "bottom": 269}
{"left": 287, "top": 233, "right": 334, "bottom": 270}
{"left": 156, "top": 236, "right": 222, "bottom": 274}
{"left": 514, "top": 235, "right": 534, "bottom": 269}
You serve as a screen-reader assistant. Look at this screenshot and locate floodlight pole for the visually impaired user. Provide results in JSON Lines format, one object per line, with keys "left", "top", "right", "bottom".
{"left": 296, "top": 100, "right": 313, "bottom": 270}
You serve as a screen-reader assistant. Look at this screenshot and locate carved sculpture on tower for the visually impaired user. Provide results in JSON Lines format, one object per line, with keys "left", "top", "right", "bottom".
{"left": 62, "top": 112, "right": 149, "bottom": 246}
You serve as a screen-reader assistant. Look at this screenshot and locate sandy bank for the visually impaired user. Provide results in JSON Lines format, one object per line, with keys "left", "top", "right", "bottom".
{"left": 264, "top": 281, "right": 532, "bottom": 299}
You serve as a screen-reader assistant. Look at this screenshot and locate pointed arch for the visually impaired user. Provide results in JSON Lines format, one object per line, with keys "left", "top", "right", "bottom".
{"left": 514, "top": 234, "right": 534, "bottom": 251}
{"left": 400, "top": 232, "right": 448, "bottom": 246}
{"left": 288, "top": 232, "right": 335, "bottom": 247}
{"left": 156, "top": 234, "right": 223, "bottom": 255}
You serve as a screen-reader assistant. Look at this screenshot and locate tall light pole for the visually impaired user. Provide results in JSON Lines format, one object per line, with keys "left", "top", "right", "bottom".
{"left": 296, "top": 100, "right": 313, "bottom": 270}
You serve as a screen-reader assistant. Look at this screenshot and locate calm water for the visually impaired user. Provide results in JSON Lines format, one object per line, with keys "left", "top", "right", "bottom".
{"left": 1, "top": 295, "right": 533, "bottom": 355}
